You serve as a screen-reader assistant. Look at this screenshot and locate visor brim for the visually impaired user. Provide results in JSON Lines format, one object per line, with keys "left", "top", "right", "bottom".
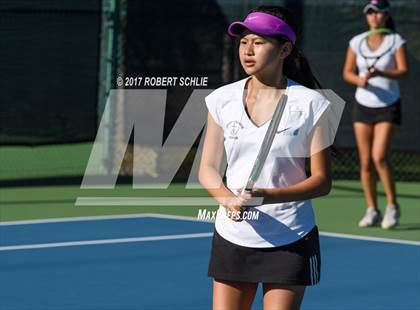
{"left": 363, "top": 4, "right": 390, "bottom": 14}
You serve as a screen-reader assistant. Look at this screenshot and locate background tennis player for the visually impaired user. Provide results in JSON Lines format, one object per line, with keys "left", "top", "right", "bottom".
{"left": 342, "top": 0, "right": 408, "bottom": 229}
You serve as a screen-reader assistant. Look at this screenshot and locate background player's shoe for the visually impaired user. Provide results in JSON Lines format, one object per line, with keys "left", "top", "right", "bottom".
{"left": 358, "top": 208, "right": 382, "bottom": 227}
{"left": 381, "top": 204, "right": 400, "bottom": 229}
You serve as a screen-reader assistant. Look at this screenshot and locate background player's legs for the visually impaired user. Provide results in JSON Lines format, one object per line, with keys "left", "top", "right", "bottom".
{"left": 213, "top": 279, "right": 258, "bottom": 310}
{"left": 372, "top": 122, "right": 397, "bottom": 206}
{"left": 354, "top": 122, "right": 377, "bottom": 208}
{"left": 262, "top": 283, "right": 305, "bottom": 310}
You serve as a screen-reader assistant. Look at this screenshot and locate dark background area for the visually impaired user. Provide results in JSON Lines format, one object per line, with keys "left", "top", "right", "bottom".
{"left": 0, "top": 0, "right": 100, "bottom": 145}
{"left": 0, "top": 0, "right": 418, "bottom": 182}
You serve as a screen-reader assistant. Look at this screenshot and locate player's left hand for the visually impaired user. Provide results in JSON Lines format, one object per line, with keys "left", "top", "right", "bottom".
{"left": 236, "top": 187, "right": 265, "bottom": 206}
{"left": 368, "top": 67, "right": 381, "bottom": 77}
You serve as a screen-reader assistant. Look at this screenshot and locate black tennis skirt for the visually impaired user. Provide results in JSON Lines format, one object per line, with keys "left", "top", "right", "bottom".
{"left": 352, "top": 99, "right": 401, "bottom": 125}
{"left": 208, "top": 226, "right": 321, "bottom": 285}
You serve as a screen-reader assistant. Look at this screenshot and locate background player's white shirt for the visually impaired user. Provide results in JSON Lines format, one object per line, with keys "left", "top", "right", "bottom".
{"left": 205, "top": 77, "right": 331, "bottom": 248}
{"left": 349, "top": 32, "right": 406, "bottom": 108}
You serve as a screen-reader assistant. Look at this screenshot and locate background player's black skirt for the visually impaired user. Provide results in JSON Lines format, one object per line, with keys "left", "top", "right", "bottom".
{"left": 352, "top": 99, "right": 401, "bottom": 125}
{"left": 208, "top": 226, "right": 321, "bottom": 285}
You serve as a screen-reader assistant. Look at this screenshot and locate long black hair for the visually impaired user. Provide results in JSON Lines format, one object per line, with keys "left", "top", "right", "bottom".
{"left": 249, "top": 5, "right": 322, "bottom": 89}
{"left": 385, "top": 13, "right": 396, "bottom": 31}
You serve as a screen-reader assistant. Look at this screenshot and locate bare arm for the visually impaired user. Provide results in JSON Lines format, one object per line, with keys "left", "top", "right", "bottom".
{"left": 198, "top": 113, "right": 245, "bottom": 218}
{"left": 372, "top": 44, "right": 408, "bottom": 79}
{"left": 342, "top": 46, "right": 367, "bottom": 88}
{"left": 249, "top": 124, "right": 332, "bottom": 204}
{"left": 198, "top": 113, "right": 230, "bottom": 202}
{"left": 257, "top": 150, "right": 332, "bottom": 204}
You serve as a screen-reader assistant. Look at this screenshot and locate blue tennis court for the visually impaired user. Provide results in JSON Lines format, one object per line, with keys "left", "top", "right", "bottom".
{"left": 1, "top": 215, "right": 419, "bottom": 310}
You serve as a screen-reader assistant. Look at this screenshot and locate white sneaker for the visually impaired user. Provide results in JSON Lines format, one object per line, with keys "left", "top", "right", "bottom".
{"left": 381, "top": 204, "right": 400, "bottom": 229}
{"left": 358, "top": 208, "right": 382, "bottom": 227}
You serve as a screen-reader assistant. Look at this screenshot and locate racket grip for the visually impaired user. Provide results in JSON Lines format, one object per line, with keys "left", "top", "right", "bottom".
{"left": 242, "top": 180, "right": 254, "bottom": 195}
{"left": 241, "top": 187, "right": 252, "bottom": 195}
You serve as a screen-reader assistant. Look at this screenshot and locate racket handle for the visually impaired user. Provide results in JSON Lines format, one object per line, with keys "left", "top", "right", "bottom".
{"left": 236, "top": 186, "right": 252, "bottom": 222}
{"left": 242, "top": 180, "right": 254, "bottom": 195}
{"left": 241, "top": 187, "right": 252, "bottom": 195}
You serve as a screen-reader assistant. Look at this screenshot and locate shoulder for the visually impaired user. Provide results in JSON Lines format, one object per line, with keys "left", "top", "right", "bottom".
{"left": 204, "top": 78, "right": 248, "bottom": 127}
{"left": 287, "top": 80, "right": 329, "bottom": 105}
{"left": 206, "top": 78, "right": 247, "bottom": 101}
{"left": 393, "top": 32, "right": 405, "bottom": 41}
{"left": 287, "top": 79, "right": 331, "bottom": 117}
{"left": 287, "top": 80, "right": 333, "bottom": 137}
{"left": 205, "top": 78, "right": 246, "bottom": 109}
{"left": 349, "top": 31, "right": 369, "bottom": 51}
{"left": 391, "top": 32, "right": 406, "bottom": 49}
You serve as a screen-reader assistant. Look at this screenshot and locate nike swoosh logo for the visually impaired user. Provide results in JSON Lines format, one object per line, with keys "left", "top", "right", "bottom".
{"left": 276, "top": 127, "right": 291, "bottom": 134}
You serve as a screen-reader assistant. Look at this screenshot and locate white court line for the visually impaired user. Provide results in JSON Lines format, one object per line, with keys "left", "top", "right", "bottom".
{"left": 0, "top": 213, "right": 159, "bottom": 226}
{"left": 1, "top": 213, "right": 419, "bottom": 246}
{"left": 138, "top": 212, "right": 213, "bottom": 223}
{"left": 319, "top": 231, "right": 420, "bottom": 246}
{"left": 75, "top": 197, "right": 221, "bottom": 206}
{"left": 0, "top": 232, "right": 213, "bottom": 251}
{"left": 0, "top": 213, "right": 213, "bottom": 226}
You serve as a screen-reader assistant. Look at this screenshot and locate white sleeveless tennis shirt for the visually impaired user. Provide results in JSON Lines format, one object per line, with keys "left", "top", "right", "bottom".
{"left": 349, "top": 31, "right": 406, "bottom": 108}
{"left": 205, "top": 77, "right": 331, "bottom": 248}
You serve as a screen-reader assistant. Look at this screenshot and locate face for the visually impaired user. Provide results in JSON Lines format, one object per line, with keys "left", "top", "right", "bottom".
{"left": 239, "top": 30, "right": 292, "bottom": 77}
{"left": 365, "top": 10, "right": 388, "bottom": 29}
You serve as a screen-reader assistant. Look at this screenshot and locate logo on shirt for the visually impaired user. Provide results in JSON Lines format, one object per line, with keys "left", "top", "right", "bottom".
{"left": 276, "top": 127, "right": 291, "bottom": 134}
{"left": 277, "top": 127, "right": 300, "bottom": 136}
{"left": 278, "top": 109, "right": 304, "bottom": 136}
{"left": 226, "top": 121, "right": 243, "bottom": 139}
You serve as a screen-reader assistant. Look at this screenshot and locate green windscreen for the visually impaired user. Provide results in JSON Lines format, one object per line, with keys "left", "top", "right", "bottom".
{"left": 0, "top": 0, "right": 101, "bottom": 145}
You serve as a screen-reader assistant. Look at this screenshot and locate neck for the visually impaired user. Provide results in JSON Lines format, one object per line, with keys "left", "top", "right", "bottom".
{"left": 250, "top": 73, "right": 287, "bottom": 90}
{"left": 246, "top": 73, "right": 287, "bottom": 104}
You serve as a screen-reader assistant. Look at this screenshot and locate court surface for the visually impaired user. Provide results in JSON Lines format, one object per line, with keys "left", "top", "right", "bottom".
{"left": 1, "top": 214, "right": 419, "bottom": 310}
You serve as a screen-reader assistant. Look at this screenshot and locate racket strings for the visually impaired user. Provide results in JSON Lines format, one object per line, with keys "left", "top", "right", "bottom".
{"left": 359, "top": 32, "right": 396, "bottom": 70}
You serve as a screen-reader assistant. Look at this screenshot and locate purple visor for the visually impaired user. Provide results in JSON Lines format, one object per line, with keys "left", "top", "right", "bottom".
{"left": 228, "top": 12, "right": 297, "bottom": 44}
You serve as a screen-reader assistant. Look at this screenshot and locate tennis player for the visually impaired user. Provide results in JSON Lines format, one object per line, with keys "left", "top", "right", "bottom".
{"left": 199, "top": 6, "right": 332, "bottom": 310}
{"left": 342, "top": 0, "right": 408, "bottom": 229}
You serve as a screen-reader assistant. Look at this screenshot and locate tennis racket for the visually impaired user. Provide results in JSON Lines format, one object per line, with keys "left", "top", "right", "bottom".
{"left": 236, "top": 93, "right": 288, "bottom": 220}
{"left": 358, "top": 28, "right": 395, "bottom": 75}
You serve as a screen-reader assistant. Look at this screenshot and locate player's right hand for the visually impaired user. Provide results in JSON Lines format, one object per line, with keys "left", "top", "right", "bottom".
{"left": 358, "top": 75, "right": 369, "bottom": 88}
